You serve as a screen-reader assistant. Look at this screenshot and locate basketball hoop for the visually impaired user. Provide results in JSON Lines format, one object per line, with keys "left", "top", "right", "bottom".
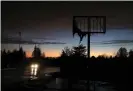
{"left": 72, "top": 16, "right": 106, "bottom": 91}
{"left": 72, "top": 16, "right": 106, "bottom": 56}
{"left": 73, "top": 16, "right": 106, "bottom": 38}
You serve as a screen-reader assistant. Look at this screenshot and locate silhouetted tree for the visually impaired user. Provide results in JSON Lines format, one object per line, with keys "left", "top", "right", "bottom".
{"left": 7, "top": 50, "right": 11, "bottom": 54}
{"left": 1, "top": 48, "right": 27, "bottom": 68}
{"left": 61, "top": 47, "right": 73, "bottom": 57}
{"left": 1, "top": 49, "right": 7, "bottom": 68}
{"left": 72, "top": 44, "right": 87, "bottom": 57}
{"left": 91, "top": 56, "right": 95, "bottom": 58}
{"left": 2, "top": 49, "right": 6, "bottom": 55}
{"left": 32, "top": 45, "right": 41, "bottom": 58}
{"left": 61, "top": 44, "right": 87, "bottom": 57}
{"left": 11, "top": 49, "right": 18, "bottom": 66}
{"left": 18, "top": 47, "right": 26, "bottom": 59}
{"left": 98, "top": 54, "right": 108, "bottom": 58}
{"left": 129, "top": 49, "right": 133, "bottom": 58}
{"left": 116, "top": 47, "right": 128, "bottom": 57}
{"left": 42, "top": 52, "right": 45, "bottom": 58}
{"left": 23, "top": 51, "right": 26, "bottom": 58}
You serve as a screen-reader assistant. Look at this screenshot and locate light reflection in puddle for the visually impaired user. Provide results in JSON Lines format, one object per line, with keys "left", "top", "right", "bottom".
{"left": 31, "top": 68, "right": 34, "bottom": 75}
{"left": 30, "top": 64, "right": 39, "bottom": 78}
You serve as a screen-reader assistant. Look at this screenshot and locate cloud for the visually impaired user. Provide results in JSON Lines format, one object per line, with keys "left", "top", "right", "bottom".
{"left": 102, "top": 40, "right": 133, "bottom": 44}
{"left": 1, "top": 36, "right": 66, "bottom": 45}
{"left": 91, "top": 40, "right": 133, "bottom": 45}
{"left": 1, "top": 35, "right": 56, "bottom": 41}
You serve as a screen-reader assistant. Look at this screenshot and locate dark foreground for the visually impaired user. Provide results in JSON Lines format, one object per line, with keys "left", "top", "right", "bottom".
{"left": 1, "top": 67, "right": 129, "bottom": 91}
{"left": 2, "top": 57, "right": 133, "bottom": 91}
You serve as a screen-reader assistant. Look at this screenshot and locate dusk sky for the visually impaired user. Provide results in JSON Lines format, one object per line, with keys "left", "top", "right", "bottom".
{"left": 1, "top": 1, "right": 133, "bottom": 57}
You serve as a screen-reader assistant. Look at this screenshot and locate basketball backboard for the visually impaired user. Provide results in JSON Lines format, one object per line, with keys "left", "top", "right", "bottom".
{"left": 73, "top": 16, "right": 106, "bottom": 34}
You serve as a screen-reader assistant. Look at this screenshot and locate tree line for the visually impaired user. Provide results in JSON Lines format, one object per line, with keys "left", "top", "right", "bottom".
{"left": 1, "top": 44, "right": 133, "bottom": 69}
{"left": 1, "top": 46, "right": 45, "bottom": 68}
{"left": 61, "top": 45, "right": 133, "bottom": 58}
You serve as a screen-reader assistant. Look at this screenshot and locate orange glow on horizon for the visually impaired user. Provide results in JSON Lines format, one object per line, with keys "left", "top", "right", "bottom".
{"left": 26, "top": 50, "right": 114, "bottom": 58}
{"left": 45, "top": 51, "right": 60, "bottom": 57}
{"left": 90, "top": 50, "right": 114, "bottom": 57}
{"left": 26, "top": 51, "right": 32, "bottom": 58}
{"left": 26, "top": 51, "right": 60, "bottom": 58}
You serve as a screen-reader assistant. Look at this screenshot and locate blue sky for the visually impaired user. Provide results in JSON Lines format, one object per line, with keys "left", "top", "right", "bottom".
{"left": 1, "top": 2, "right": 133, "bottom": 57}
{"left": 2, "top": 29, "right": 133, "bottom": 57}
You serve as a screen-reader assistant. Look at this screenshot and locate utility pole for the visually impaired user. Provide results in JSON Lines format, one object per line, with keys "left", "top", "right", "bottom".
{"left": 19, "top": 32, "right": 21, "bottom": 49}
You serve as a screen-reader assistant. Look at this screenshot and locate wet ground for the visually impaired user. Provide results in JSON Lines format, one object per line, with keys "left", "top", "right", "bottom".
{"left": 2, "top": 78, "right": 117, "bottom": 91}
{"left": 1, "top": 67, "right": 122, "bottom": 91}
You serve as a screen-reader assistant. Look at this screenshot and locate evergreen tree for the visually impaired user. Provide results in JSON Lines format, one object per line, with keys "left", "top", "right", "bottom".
{"left": 32, "top": 45, "right": 41, "bottom": 58}
{"left": 116, "top": 47, "right": 128, "bottom": 58}
{"left": 129, "top": 49, "right": 133, "bottom": 58}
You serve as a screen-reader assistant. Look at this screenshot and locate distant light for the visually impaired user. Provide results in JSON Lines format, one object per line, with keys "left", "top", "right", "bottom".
{"left": 30, "top": 64, "right": 39, "bottom": 68}
{"left": 31, "top": 68, "right": 34, "bottom": 75}
{"left": 31, "top": 64, "right": 35, "bottom": 68}
{"left": 34, "top": 68, "right": 37, "bottom": 75}
{"left": 30, "top": 64, "right": 39, "bottom": 76}
{"left": 34, "top": 64, "right": 38, "bottom": 68}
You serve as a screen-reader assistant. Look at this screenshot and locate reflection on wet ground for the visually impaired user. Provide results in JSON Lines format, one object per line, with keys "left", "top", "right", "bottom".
{"left": 2, "top": 67, "right": 118, "bottom": 91}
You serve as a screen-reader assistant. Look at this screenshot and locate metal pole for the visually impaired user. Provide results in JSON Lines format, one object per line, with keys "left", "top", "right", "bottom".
{"left": 87, "top": 17, "right": 91, "bottom": 59}
{"left": 86, "top": 17, "right": 90, "bottom": 91}
{"left": 19, "top": 32, "right": 21, "bottom": 49}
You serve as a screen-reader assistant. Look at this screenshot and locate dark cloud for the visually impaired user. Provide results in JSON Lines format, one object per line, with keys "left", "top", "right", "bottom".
{"left": 103, "top": 40, "right": 133, "bottom": 44}
{"left": 2, "top": 1, "right": 133, "bottom": 33}
{"left": 1, "top": 35, "right": 56, "bottom": 41}
{"left": 91, "top": 40, "right": 133, "bottom": 45}
{"left": 1, "top": 36, "right": 66, "bottom": 45}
